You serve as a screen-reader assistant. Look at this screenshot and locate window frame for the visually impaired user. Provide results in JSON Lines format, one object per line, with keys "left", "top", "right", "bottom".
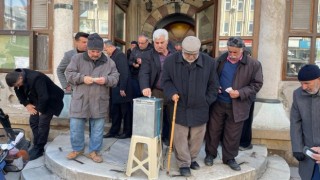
{"left": 283, "top": 0, "right": 319, "bottom": 80}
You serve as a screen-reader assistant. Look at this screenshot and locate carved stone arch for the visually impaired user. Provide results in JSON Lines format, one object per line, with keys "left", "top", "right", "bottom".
{"left": 141, "top": 3, "right": 197, "bottom": 39}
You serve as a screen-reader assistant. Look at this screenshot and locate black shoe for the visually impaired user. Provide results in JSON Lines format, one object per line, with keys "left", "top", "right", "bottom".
{"left": 204, "top": 154, "right": 215, "bottom": 166}
{"left": 190, "top": 161, "right": 200, "bottom": 170}
{"left": 29, "top": 148, "right": 44, "bottom": 160}
{"left": 179, "top": 167, "right": 191, "bottom": 177}
{"left": 118, "top": 134, "right": 131, "bottom": 139}
{"left": 239, "top": 144, "right": 253, "bottom": 151}
{"left": 225, "top": 159, "right": 241, "bottom": 171}
{"left": 162, "top": 139, "right": 169, "bottom": 146}
{"left": 103, "top": 133, "right": 117, "bottom": 138}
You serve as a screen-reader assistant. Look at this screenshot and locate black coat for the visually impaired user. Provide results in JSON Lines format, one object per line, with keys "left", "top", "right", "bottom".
{"left": 139, "top": 47, "right": 176, "bottom": 91}
{"left": 128, "top": 43, "right": 153, "bottom": 79}
{"left": 161, "top": 52, "right": 219, "bottom": 127}
{"left": 110, "top": 49, "right": 132, "bottom": 104}
{"left": 14, "top": 69, "right": 64, "bottom": 116}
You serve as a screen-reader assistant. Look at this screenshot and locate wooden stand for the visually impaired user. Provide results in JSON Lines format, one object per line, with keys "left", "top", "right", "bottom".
{"left": 126, "top": 135, "right": 162, "bottom": 180}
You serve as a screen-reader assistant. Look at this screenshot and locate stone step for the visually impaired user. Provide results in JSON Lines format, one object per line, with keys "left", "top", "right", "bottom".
{"left": 22, "top": 134, "right": 269, "bottom": 180}
{"left": 259, "top": 155, "right": 290, "bottom": 180}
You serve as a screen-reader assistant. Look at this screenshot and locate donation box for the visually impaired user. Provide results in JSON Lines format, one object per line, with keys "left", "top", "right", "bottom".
{"left": 132, "top": 97, "right": 163, "bottom": 138}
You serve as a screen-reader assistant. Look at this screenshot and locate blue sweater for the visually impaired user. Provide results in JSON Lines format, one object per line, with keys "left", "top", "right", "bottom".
{"left": 218, "top": 61, "right": 239, "bottom": 103}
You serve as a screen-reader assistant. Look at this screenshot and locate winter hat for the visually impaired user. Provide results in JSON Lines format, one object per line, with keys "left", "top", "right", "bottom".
{"left": 87, "top": 33, "right": 103, "bottom": 51}
{"left": 182, "top": 36, "right": 201, "bottom": 54}
{"left": 298, "top": 64, "right": 320, "bottom": 81}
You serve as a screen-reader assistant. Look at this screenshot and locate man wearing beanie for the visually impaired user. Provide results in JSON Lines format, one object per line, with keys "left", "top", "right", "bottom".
{"left": 65, "top": 33, "right": 119, "bottom": 163}
{"left": 290, "top": 64, "right": 320, "bottom": 179}
{"left": 162, "top": 36, "right": 219, "bottom": 177}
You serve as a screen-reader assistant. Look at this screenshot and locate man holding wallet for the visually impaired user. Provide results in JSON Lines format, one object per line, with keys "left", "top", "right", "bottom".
{"left": 290, "top": 64, "right": 320, "bottom": 180}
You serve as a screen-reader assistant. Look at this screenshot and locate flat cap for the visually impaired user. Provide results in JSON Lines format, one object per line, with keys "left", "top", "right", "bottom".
{"left": 182, "top": 36, "right": 201, "bottom": 54}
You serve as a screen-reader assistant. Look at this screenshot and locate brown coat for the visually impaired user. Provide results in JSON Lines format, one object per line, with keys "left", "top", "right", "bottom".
{"left": 216, "top": 52, "right": 263, "bottom": 122}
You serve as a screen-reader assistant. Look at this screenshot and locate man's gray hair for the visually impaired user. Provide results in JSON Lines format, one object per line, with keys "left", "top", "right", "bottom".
{"left": 153, "top": 29, "right": 168, "bottom": 41}
{"left": 103, "top": 39, "right": 114, "bottom": 47}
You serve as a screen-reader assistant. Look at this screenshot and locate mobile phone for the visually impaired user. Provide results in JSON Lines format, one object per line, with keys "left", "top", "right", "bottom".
{"left": 303, "top": 146, "right": 318, "bottom": 160}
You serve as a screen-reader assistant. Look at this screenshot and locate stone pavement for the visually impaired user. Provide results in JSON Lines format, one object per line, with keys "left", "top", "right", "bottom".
{"left": 13, "top": 133, "right": 294, "bottom": 180}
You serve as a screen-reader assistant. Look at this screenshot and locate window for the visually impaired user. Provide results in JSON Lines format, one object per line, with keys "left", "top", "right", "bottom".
{"left": 236, "top": 21, "right": 242, "bottom": 35}
{"left": 238, "top": 0, "right": 244, "bottom": 11}
{"left": 225, "top": 0, "right": 231, "bottom": 11}
{"left": 79, "top": 0, "right": 109, "bottom": 35}
{"left": 3, "top": 0, "right": 27, "bottom": 30}
{"left": 283, "top": 0, "right": 320, "bottom": 79}
{"left": 217, "top": 0, "right": 258, "bottom": 58}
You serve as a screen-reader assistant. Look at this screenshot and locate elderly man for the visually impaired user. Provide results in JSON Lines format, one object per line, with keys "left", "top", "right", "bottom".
{"left": 5, "top": 69, "right": 64, "bottom": 160}
{"left": 290, "top": 64, "right": 320, "bottom": 180}
{"left": 65, "top": 33, "right": 119, "bottom": 163}
{"left": 103, "top": 40, "right": 133, "bottom": 139}
{"left": 162, "top": 36, "right": 219, "bottom": 177}
{"left": 205, "top": 37, "right": 263, "bottom": 171}
{"left": 139, "top": 29, "right": 175, "bottom": 145}
{"left": 57, "top": 32, "right": 89, "bottom": 92}
{"left": 129, "top": 34, "right": 153, "bottom": 98}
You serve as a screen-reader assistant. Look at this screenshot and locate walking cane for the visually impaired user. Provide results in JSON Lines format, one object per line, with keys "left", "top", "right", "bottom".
{"left": 167, "top": 99, "right": 178, "bottom": 175}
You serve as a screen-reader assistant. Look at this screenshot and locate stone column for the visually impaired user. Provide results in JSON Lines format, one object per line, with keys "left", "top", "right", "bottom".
{"left": 253, "top": 0, "right": 289, "bottom": 130}
{"left": 53, "top": 0, "right": 74, "bottom": 86}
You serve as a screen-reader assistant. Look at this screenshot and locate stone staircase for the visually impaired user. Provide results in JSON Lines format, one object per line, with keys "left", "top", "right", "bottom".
{"left": 18, "top": 134, "right": 291, "bottom": 180}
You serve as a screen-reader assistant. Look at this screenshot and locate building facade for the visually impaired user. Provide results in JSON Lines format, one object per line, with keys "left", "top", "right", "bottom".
{"left": 0, "top": 0, "right": 318, "bottom": 149}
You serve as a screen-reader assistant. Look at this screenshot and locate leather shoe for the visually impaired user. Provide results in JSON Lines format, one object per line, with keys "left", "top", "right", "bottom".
{"left": 190, "top": 161, "right": 200, "bottom": 170}
{"left": 225, "top": 159, "right": 241, "bottom": 171}
{"left": 179, "top": 167, "right": 191, "bottom": 177}
{"left": 103, "top": 133, "right": 117, "bottom": 138}
{"left": 118, "top": 134, "right": 131, "bottom": 139}
{"left": 204, "top": 154, "right": 215, "bottom": 166}
{"left": 29, "top": 147, "right": 44, "bottom": 160}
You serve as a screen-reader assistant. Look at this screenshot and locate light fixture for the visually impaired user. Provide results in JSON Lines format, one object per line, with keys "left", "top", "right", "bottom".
{"left": 145, "top": 0, "right": 153, "bottom": 12}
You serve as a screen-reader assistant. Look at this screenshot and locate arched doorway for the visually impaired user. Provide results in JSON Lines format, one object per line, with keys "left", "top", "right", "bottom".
{"left": 155, "top": 13, "right": 195, "bottom": 43}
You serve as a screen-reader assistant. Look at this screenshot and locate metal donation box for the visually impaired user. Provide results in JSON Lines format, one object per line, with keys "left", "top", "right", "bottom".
{"left": 132, "top": 97, "right": 163, "bottom": 138}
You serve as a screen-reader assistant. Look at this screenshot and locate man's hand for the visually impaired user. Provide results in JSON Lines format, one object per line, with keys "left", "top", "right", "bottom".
{"left": 65, "top": 84, "right": 72, "bottom": 93}
{"left": 142, "top": 88, "right": 152, "bottom": 97}
{"left": 94, "top": 77, "right": 106, "bottom": 85}
{"left": 84, "top": 76, "right": 94, "bottom": 85}
{"left": 136, "top": 58, "right": 142, "bottom": 64}
{"left": 26, "top": 104, "right": 37, "bottom": 115}
{"left": 311, "top": 147, "right": 320, "bottom": 163}
{"left": 120, "top": 90, "right": 126, "bottom": 97}
{"left": 229, "top": 90, "right": 240, "bottom": 98}
{"left": 172, "top": 94, "right": 179, "bottom": 102}
{"left": 133, "top": 63, "right": 140, "bottom": 68}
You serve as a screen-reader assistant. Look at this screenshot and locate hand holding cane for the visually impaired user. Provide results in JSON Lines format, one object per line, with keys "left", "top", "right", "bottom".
{"left": 167, "top": 95, "right": 178, "bottom": 175}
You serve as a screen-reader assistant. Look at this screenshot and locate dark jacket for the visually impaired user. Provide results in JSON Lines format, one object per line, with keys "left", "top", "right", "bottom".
{"left": 57, "top": 49, "right": 78, "bottom": 88}
{"left": 162, "top": 52, "right": 219, "bottom": 127}
{"left": 14, "top": 69, "right": 64, "bottom": 116}
{"left": 129, "top": 43, "right": 153, "bottom": 79}
{"left": 290, "top": 88, "right": 320, "bottom": 180}
{"left": 139, "top": 47, "right": 176, "bottom": 91}
{"left": 110, "top": 48, "right": 132, "bottom": 104}
{"left": 216, "top": 52, "right": 263, "bottom": 122}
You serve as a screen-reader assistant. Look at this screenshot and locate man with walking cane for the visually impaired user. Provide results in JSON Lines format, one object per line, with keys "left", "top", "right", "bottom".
{"left": 162, "top": 36, "right": 219, "bottom": 177}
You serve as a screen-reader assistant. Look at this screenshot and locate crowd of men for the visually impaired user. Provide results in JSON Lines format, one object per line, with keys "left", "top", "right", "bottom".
{"left": 5, "top": 29, "right": 320, "bottom": 179}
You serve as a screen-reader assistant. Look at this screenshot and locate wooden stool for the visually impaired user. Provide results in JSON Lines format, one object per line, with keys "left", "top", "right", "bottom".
{"left": 126, "top": 135, "right": 162, "bottom": 180}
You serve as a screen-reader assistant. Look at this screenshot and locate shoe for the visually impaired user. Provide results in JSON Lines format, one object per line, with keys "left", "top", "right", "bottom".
{"left": 162, "top": 139, "right": 170, "bottom": 146}
{"left": 103, "top": 133, "right": 117, "bottom": 138}
{"left": 190, "top": 161, "right": 200, "bottom": 170}
{"left": 179, "top": 167, "right": 191, "bottom": 177}
{"left": 67, "top": 150, "right": 84, "bottom": 160}
{"left": 118, "top": 134, "right": 131, "bottom": 139}
{"left": 225, "top": 159, "right": 241, "bottom": 171}
{"left": 204, "top": 154, "right": 215, "bottom": 166}
{"left": 239, "top": 144, "right": 253, "bottom": 151}
{"left": 87, "top": 151, "right": 103, "bottom": 163}
{"left": 29, "top": 148, "right": 44, "bottom": 160}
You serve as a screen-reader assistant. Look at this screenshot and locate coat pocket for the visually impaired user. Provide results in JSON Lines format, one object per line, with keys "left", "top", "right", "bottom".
{"left": 99, "top": 95, "right": 109, "bottom": 113}
{"left": 71, "top": 93, "right": 83, "bottom": 113}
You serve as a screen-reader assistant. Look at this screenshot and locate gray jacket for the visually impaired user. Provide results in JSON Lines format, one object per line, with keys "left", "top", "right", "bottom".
{"left": 290, "top": 88, "right": 320, "bottom": 180}
{"left": 65, "top": 52, "right": 119, "bottom": 119}
{"left": 57, "top": 49, "right": 77, "bottom": 89}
